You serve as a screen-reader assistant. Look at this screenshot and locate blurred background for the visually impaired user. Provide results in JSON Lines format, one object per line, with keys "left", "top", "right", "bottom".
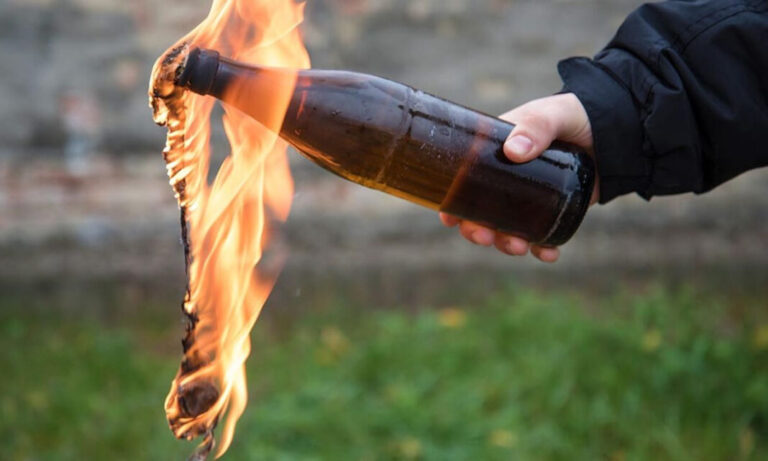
{"left": 2, "top": 0, "right": 768, "bottom": 459}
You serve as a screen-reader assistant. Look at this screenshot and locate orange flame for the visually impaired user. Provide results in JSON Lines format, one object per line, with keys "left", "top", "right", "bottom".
{"left": 149, "top": 0, "right": 309, "bottom": 458}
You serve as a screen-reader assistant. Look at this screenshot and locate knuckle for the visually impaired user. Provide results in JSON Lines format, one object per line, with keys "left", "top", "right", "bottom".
{"left": 459, "top": 225, "right": 475, "bottom": 242}
{"left": 520, "top": 113, "right": 552, "bottom": 136}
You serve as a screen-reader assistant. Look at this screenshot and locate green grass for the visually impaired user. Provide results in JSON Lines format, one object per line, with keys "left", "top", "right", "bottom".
{"left": 2, "top": 285, "right": 768, "bottom": 460}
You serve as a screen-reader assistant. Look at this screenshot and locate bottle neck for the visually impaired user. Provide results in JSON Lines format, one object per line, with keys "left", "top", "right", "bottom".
{"left": 178, "top": 48, "right": 300, "bottom": 134}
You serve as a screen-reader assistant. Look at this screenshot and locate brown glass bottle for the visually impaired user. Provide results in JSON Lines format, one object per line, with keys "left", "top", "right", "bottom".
{"left": 177, "top": 48, "right": 594, "bottom": 246}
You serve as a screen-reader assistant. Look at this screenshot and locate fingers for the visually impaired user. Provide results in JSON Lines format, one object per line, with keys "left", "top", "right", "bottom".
{"left": 439, "top": 212, "right": 460, "bottom": 227}
{"left": 494, "top": 234, "right": 529, "bottom": 256}
{"left": 531, "top": 245, "right": 560, "bottom": 263}
{"left": 499, "top": 93, "right": 593, "bottom": 163}
{"left": 439, "top": 214, "right": 560, "bottom": 262}
{"left": 494, "top": 233, "right": 559, "bottom": 262}
{"left": 458, "top": 221, "right": 495, "bottom": 247}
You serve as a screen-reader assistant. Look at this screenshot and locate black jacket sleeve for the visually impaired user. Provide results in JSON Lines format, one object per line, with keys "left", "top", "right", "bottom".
{"left": 558, "top": 0, "right": 768, "bottom": 203}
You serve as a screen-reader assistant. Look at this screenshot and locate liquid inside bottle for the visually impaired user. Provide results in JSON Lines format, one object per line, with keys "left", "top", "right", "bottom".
{"left": 178, "top": 48, "right": 595, "bottom": 246}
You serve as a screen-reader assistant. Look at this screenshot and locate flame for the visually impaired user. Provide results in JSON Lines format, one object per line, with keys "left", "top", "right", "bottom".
{"left": 149, "top": 0, "right": 309, "bottom": 458}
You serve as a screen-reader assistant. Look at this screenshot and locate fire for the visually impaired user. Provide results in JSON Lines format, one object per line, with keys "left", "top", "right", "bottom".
{"left": 149, "top": 0, "right": 309, "bottom": 458}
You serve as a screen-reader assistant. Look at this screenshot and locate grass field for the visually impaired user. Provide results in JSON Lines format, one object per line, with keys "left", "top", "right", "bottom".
{"left": 3, "top": 284, "right": 768, "bottom": 460}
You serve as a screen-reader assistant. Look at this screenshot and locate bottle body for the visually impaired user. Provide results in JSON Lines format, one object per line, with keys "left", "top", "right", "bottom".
{"left": 179, "top": 49, "right": 594, "bottom": 246}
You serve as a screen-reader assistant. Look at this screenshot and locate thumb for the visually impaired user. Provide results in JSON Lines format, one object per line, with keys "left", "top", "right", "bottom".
{"left": 500, "top": 94, "right": 590, "bottom": 163}
{"left": 502, "top": 112, "right": 559, "bottom": 163}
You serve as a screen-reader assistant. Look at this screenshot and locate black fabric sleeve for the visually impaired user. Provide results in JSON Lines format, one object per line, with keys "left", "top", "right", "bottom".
{"left": 558, "top": 0, "right": 768, "bottom": 203}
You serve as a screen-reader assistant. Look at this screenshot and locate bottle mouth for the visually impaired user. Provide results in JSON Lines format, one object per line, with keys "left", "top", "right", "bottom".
{"left": 176, "top": 48, "right": 222, "bottom": 96}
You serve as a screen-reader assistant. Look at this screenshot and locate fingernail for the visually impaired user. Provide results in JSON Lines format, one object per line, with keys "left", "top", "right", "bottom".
{"left": 506, "top": 241, "right": 528, "bottom": 255}
{"left": 471, "top": 230, "right": 493, "bottom": 246}
{"left": 505, "top": 135, "right": 533, "bottom": 157}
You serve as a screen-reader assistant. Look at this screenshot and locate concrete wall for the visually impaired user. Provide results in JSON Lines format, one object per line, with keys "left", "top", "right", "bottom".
{"left": 1, "top": 0, "right": 766, "bottom": 301}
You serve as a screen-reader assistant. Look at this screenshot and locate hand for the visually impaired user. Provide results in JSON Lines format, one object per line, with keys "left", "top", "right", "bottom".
{"left": 439, "top": 93, "right": 597, "bottom": 263}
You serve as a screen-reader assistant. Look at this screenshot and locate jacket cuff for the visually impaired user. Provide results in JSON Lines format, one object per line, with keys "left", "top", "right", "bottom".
{"left": 558, "top": 57, "right": 649, "bottom": 203}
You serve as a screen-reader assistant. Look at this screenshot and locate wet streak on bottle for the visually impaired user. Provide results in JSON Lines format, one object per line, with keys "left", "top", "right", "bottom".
{"left": 178, "top": 48, "right": 595, "bottom": 246}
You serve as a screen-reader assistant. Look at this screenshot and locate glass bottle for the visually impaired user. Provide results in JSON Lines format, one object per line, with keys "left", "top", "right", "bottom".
{"left": 177, "top": 48, "right": 594, "bottom": 246}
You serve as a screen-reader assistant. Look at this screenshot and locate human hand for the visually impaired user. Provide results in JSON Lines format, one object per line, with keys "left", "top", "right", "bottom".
{"left": 439, "top": 93, "right": 597, "bottom": 263}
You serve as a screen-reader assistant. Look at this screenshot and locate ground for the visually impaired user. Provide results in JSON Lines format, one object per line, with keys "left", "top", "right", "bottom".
{"left": 4, "top": 284, "right": 768, "bottom": 460}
